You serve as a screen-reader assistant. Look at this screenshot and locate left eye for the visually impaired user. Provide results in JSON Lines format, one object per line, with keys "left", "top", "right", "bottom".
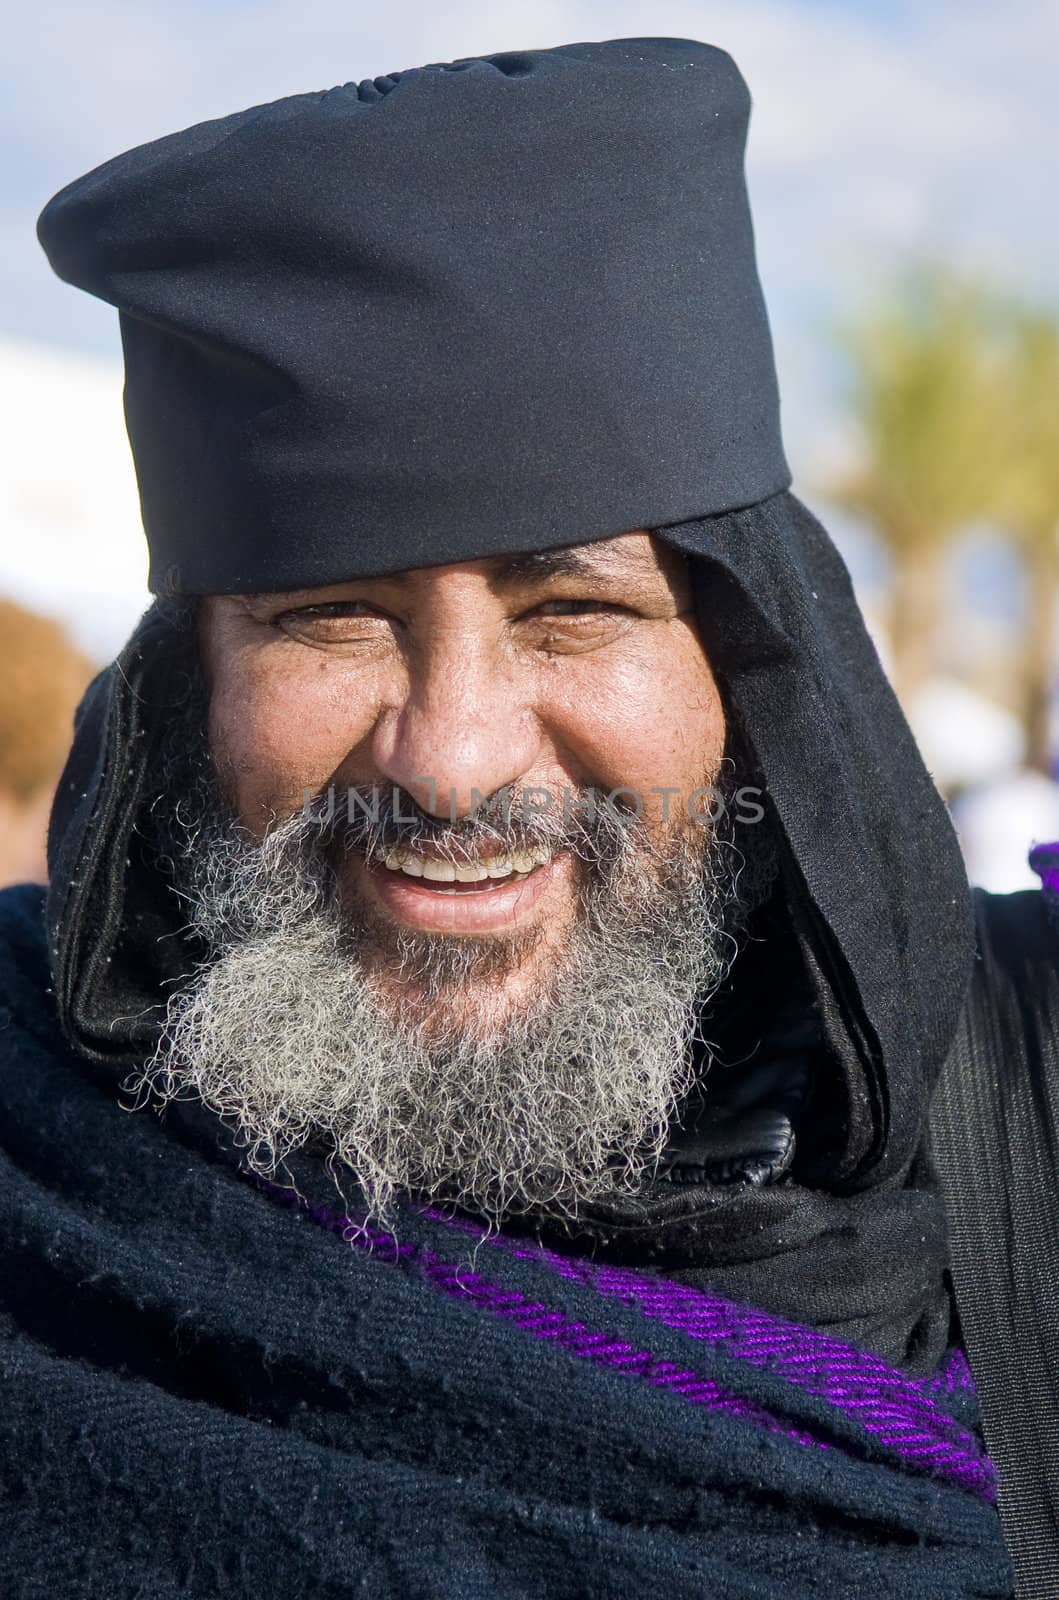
{"left": 290, "top": 602, "right": 379, "bottom": 618}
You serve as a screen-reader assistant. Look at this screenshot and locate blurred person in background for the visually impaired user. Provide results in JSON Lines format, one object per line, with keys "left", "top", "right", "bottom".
{"left": 0, "top": 597, "right": 92, "bottom": 887}
{"left": 2, "top": 36, "right": 1059, "bottom": 1600}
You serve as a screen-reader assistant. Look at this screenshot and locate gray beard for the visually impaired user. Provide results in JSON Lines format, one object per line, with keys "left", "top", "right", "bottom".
{"left": 130, "top": 741, "right": 777, "bottom": 1228}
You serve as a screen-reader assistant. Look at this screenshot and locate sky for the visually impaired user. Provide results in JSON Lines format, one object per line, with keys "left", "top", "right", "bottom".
{"left": 2, "top": 0, "right": 1058, "bottom": 657}
{"left": 9, "top": 2, "right": 1059, "bottom": 368}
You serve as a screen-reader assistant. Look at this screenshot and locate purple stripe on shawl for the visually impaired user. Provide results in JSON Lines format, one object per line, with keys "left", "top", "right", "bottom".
{"left": 256, "top": 1177, "right": 819, "bottom": 1451}
{"left": 419, "top": 1207, "right": 995, "bottom": 1502}
{"left": 252, "top": 1175, "right": 993, "bottom": 1501}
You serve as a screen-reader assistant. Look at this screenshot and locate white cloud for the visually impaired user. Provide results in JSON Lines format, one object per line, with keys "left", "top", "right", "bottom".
{"left": 0, "top": 337, "right": 148, "bottom": 661}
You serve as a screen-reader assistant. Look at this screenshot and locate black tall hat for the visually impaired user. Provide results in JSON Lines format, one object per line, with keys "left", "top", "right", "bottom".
{"left": 37, "top": 36, "right": 788, "bottom": 594}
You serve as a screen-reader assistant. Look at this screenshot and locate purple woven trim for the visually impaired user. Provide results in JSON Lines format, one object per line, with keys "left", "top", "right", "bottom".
{"left": 254, "top": 1176, "right": 823, "bottom": 1453}
{"left": 421, "top": 1208, "right": 996, "bottom": 1503}
{"left": 251, "top": 1174, "right": 994, "bottom": 1500}
{"left": 1029, "top": 841, "right": 1059, "bottom": 897}
{"left": 917, "top": 1348, "right": 976, "bottom": 1397}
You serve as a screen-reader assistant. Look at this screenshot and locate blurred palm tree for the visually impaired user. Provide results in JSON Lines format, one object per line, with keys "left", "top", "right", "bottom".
{"left": 830, "top": 268, "right": 1006, "bottom": 705}
{"left": 993, "top": 311, "right": 1059, "bottom": 774}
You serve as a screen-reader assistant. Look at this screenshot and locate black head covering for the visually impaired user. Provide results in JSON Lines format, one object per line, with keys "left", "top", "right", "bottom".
{"left": 37, "top": 37, "right": 787, "bottom": 595}
{"left": 37, "top": 37, "right": 973, "bottom": 1369}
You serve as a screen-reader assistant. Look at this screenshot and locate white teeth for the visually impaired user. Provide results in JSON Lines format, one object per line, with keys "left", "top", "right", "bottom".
{"left": 381, "top": 846, "right": 556, "bottom": 882}
{"left": 421, "top": 858, "right": 456, "bottom": 882}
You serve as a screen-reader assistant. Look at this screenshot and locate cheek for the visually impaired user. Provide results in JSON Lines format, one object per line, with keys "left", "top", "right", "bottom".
{"left": 209, "top": 652, "right": 378, "bottom": 829}
{"left": 546, "top": 628, "right": 725, "bottom": 808}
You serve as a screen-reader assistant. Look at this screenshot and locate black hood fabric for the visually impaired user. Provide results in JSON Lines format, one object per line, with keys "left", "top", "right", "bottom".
{"left": 35, "top": 37, "right": 788, "bottom": 595}
{"left": 42, "top": 489, "right": 974, "bottom": 1375}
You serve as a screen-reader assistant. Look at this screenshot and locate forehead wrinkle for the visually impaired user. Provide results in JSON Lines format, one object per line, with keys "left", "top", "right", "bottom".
{"left": 231, "top": 539, "right": 660, "bottom": 608}
{"left": 485, "top": 541, "right": 659, "bottom": 589}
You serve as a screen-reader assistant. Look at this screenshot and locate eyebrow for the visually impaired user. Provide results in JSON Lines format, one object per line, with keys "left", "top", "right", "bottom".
{"left": 484, "top": 545, "right": 653, "bottom": 587}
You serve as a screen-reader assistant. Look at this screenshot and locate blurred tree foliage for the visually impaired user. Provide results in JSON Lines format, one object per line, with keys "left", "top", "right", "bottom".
{"left": 830, "top": 267, "right": 1059, "bottom": 773}
{"left": 830, "top": 269, "right": 1006, "bottom": 703}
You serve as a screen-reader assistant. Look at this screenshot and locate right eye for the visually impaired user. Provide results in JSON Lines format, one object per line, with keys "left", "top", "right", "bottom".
{"left": 274, "top": 601, "right": 396, "bottom": 647}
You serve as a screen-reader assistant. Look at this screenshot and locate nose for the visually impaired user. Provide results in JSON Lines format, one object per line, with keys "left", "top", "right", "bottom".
{"left": 370, "top": 632, "right": 542, "bottom": 820}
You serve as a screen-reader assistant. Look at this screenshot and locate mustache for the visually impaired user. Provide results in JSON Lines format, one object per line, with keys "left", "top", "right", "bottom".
{"left": 300, "top": 781, "right": 652, "bottom": 870}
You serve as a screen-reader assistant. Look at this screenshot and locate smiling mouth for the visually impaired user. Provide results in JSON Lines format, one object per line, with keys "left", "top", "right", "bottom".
{"left": 377, "top": 844, "right": 554, "bottom": 894}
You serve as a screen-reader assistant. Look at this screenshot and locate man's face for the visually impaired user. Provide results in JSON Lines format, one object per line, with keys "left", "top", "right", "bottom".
{"left": 201, "top": 531, "right": 727, "bottom": 1033}
{"left": 142, "top": 530, "right": 770, "bottom": 1222}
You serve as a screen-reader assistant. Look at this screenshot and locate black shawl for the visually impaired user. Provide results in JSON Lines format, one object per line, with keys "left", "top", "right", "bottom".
{"left": 0, "top": 881, "right": 1012, "bottom": 1597}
